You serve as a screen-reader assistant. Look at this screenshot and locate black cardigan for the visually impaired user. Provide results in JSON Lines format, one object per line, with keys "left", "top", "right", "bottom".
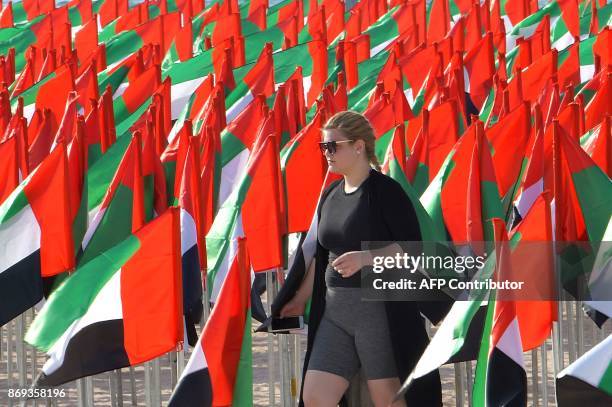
{"left": 271, "top": 169, "right": 449, "bottom": 406}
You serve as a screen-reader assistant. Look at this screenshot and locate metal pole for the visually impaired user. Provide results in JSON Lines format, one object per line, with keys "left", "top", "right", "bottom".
{"left": 16, "top": 315, "right": 26, "bottom": 387}
{"left": 109, "top": 372, "right": 117, "bottom": 407}
{"left": 7, "top": 320, "right": 13, "bottom": 407}
{"left": 152, "top": 358, "right": 161, "bottom": 407}
{"left": 576, "top": 301, "right": 584, "bottom": 357}
{"left": 177, "top": 348, "right": 186, "bottom": 378}
{"left": 86, "top": 376, "right": 94, "bottom": 406}
{"left": 116, "top": 369, "right": 124, "bottom": 407}
{"left": 531, "top": 349, "right": 539, "bottom": 406}
{"left": 129, "top": 366, "right": 137, "bottom": 406}
{"left": 170, "top": 352, "right": 178, "bottom": 388}
{"left": 565, "top": 300, "right": 576, "bottom": 363}
{"left": 465, "top": 361, "right": 473, "bottom": 407}
{"left": 77, "top": 379, "right": 86, "bottom": 407}
{"left": 293, "top": 334, "right": 301, "bottom": 403}
{"left": 275, "top": 268, "right": 293, "bottom": 406}
{"left": 279, "top": 334, "right": 291, "bottom": 406}
{"left": 202, "top": 268, "right": 210, "bottom": 325}
{"left": 541, "top": 341, "right": 549, "bottom": 407}
{"left": 266, "top": 271, "right": 276, "bottom": 406}
{"left": 30, "top": 310, "right": 38, "bottom": 391}
{"left": 144, "top": 362, "right": 152, "bottom": 407}
{"left": 454, "top": 363, "right": 465, "bottom": 407}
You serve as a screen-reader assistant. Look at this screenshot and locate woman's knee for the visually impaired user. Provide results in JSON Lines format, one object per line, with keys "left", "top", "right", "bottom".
{"left": 303, "top": 370, "right": 349, "bottom": 407}
{"left": 367, "top": 377, "right": 406, "bottom": 407}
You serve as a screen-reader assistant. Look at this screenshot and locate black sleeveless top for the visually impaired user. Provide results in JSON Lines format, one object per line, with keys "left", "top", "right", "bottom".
{"left": 317, "top": 168, "right": 375, "bottom": 287}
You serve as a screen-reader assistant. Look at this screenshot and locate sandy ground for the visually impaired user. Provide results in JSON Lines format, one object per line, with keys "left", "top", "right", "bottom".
{"left": 0, "top": 303, "right": 610, "bottom": 406}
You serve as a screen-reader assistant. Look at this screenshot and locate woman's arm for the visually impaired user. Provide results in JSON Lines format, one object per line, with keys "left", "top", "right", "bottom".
{"left": 279, "top": 258, "right": 316, "bottom": 317}
{"left": 295, "top": 257, "right": 316, "bottom": 301}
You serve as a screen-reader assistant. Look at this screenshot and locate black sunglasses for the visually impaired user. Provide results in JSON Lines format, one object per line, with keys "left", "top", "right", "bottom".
{"left": 318, "top": 140, "right": 354, "bottom": 154}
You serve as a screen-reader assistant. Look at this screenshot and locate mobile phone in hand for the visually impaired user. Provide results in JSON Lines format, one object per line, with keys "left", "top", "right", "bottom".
{"left": 270, "top": 316, "right": 304, "bottom": 333}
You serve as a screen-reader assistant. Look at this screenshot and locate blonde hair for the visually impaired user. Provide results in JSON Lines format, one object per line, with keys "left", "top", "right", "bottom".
{"left": 322, "top": 110, "right": 381, "bottom": 171}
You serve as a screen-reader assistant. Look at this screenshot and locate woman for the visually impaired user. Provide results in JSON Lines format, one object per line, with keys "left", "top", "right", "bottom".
{"left": 271, "top": 111, "right": 448, "bottom": 407}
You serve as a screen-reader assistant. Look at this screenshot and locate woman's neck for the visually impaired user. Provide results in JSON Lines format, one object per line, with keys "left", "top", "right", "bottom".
{"left": 343, "top": 163, "right": 372, "bottom": 192}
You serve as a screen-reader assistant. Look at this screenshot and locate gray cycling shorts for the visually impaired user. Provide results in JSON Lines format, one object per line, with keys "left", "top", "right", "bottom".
{"left": 307, "top": 286, "right": 399, "bottom": 381}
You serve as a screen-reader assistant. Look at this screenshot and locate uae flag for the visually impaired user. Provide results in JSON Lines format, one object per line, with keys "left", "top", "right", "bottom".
{"left": 398, "top": 195, "right": 551, "bottom": 400}
{"left": 177, "top": 137, "right": 204, "bottom": 347}
{"left": 206, "top": 131, "right": 284, "bottom": 302}
{"left": 472, "top": 218, "right": 527, "bottom": 407}
{"left": 556, "top": 335, "right": 612, "bottom": 406}
{"left": 24, "top": 208, "right": 183, "bottom": 386}
{"left": 169, "top": 237, "right": 252, "bottom": 407}
{"left": 0, "top": 144, "right": 73, "bottom": 326}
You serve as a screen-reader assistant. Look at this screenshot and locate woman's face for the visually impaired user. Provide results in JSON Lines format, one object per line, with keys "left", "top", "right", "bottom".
{"left": 321, "top": 129, "right": 362, "bottom": 174}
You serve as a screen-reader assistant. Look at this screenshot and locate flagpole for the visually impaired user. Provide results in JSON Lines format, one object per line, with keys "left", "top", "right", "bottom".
{"left": 265, "top": 270, "right": 276, "bottom": 405}
{"left": 128, "top": 366, "right": 137, "bottom": 406}
{"left": 85, "top": 376, "right": 94, "bottom": 406}
{"left": 7, "top": 320, "right": 12, "bottom": 407}
{"left": 144, "top": 362, "right": 152, "bottom": 407}
{"left": 576, "top": 302, "right": 584, "bottom": 358}
{"left": 566, "top": 300, "right": 576, "bottom": 363}
{"left": 16, "top": 314, "right": 25, "bottom": 388}
{"left": 177, "top": 346, "right": 185, "bottom": 378}
{"left": 551, "top": 120, "right": 565, "bottom": 376}
{"left": 116, "top": 369, "right": 124, "bottom": 407}
{"left": 152, "top": 357, "right": 161, "bottom": 406}
{"left": 276, "top": 267, "right": 294, "bottom": 406}
{"left": 531, "top": 349, "right": 539, "bottom": 406}
{"left": 202, "top": 267, "right": 210, "bottom": 324}
{"left": 77, "top": 378, "right": 85, "bottom": 407}
{"left": 465, "top": 361, "right": 473, "bottom": 406}
{"left": 109, "top": 370, "right": 117, "bottom": 406}
{"left": 453, "top": 363, "right": 464, "bottom": 407}
{"left": 541, "top": 341, "right": 549, "bottom": 407}
{"left": 169, "top": 352, "right": 178, "bottom": 389}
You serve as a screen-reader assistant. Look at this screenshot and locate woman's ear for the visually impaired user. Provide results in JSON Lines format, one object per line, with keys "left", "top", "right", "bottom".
{"left": 355, "top": 139, "right": 365, "bottom": 154}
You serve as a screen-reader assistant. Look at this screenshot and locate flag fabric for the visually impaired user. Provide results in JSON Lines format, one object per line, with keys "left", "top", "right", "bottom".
{"left": 0, "top": 144, "right": 73, "bottom": 326}
{"left": 206, "top": 131, "right": 283, "bottom": 302}
{"left": 556, "top": 334, "right": 612, "bottom": 406}
{"left": 177, "top": 136, "right": 204, "bottom": 347}
{"left": 397, "top": 191, "right": 554, "bottom": 398}
{"left": 169, "top": 237, "right": 252, "bottom": 407}
{"left": 78, "top": 132, "right": 147, "bottom": 265}
{"left": 24, "top": 207, "right": 183, "bottom": 386}
{"left": 472, "top": 218, "right": 527, "bottom": 407}
{"left": 0, "top": 0, "right": 611, "bottom": 403}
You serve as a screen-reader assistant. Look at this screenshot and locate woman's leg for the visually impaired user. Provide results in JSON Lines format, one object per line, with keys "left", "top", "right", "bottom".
{"left": 366, "top": 377, "right": 407, "bottom": 407}
{"left": 303, "top": 370, "right": 350, "bottom": 407}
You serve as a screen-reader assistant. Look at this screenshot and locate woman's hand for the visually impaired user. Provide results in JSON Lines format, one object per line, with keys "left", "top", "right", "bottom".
{"left": 331, "top": 250, "right": 373, "bottom": 278}
{"left": 279, "top": 294, "right": 307, "bottom": 318}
